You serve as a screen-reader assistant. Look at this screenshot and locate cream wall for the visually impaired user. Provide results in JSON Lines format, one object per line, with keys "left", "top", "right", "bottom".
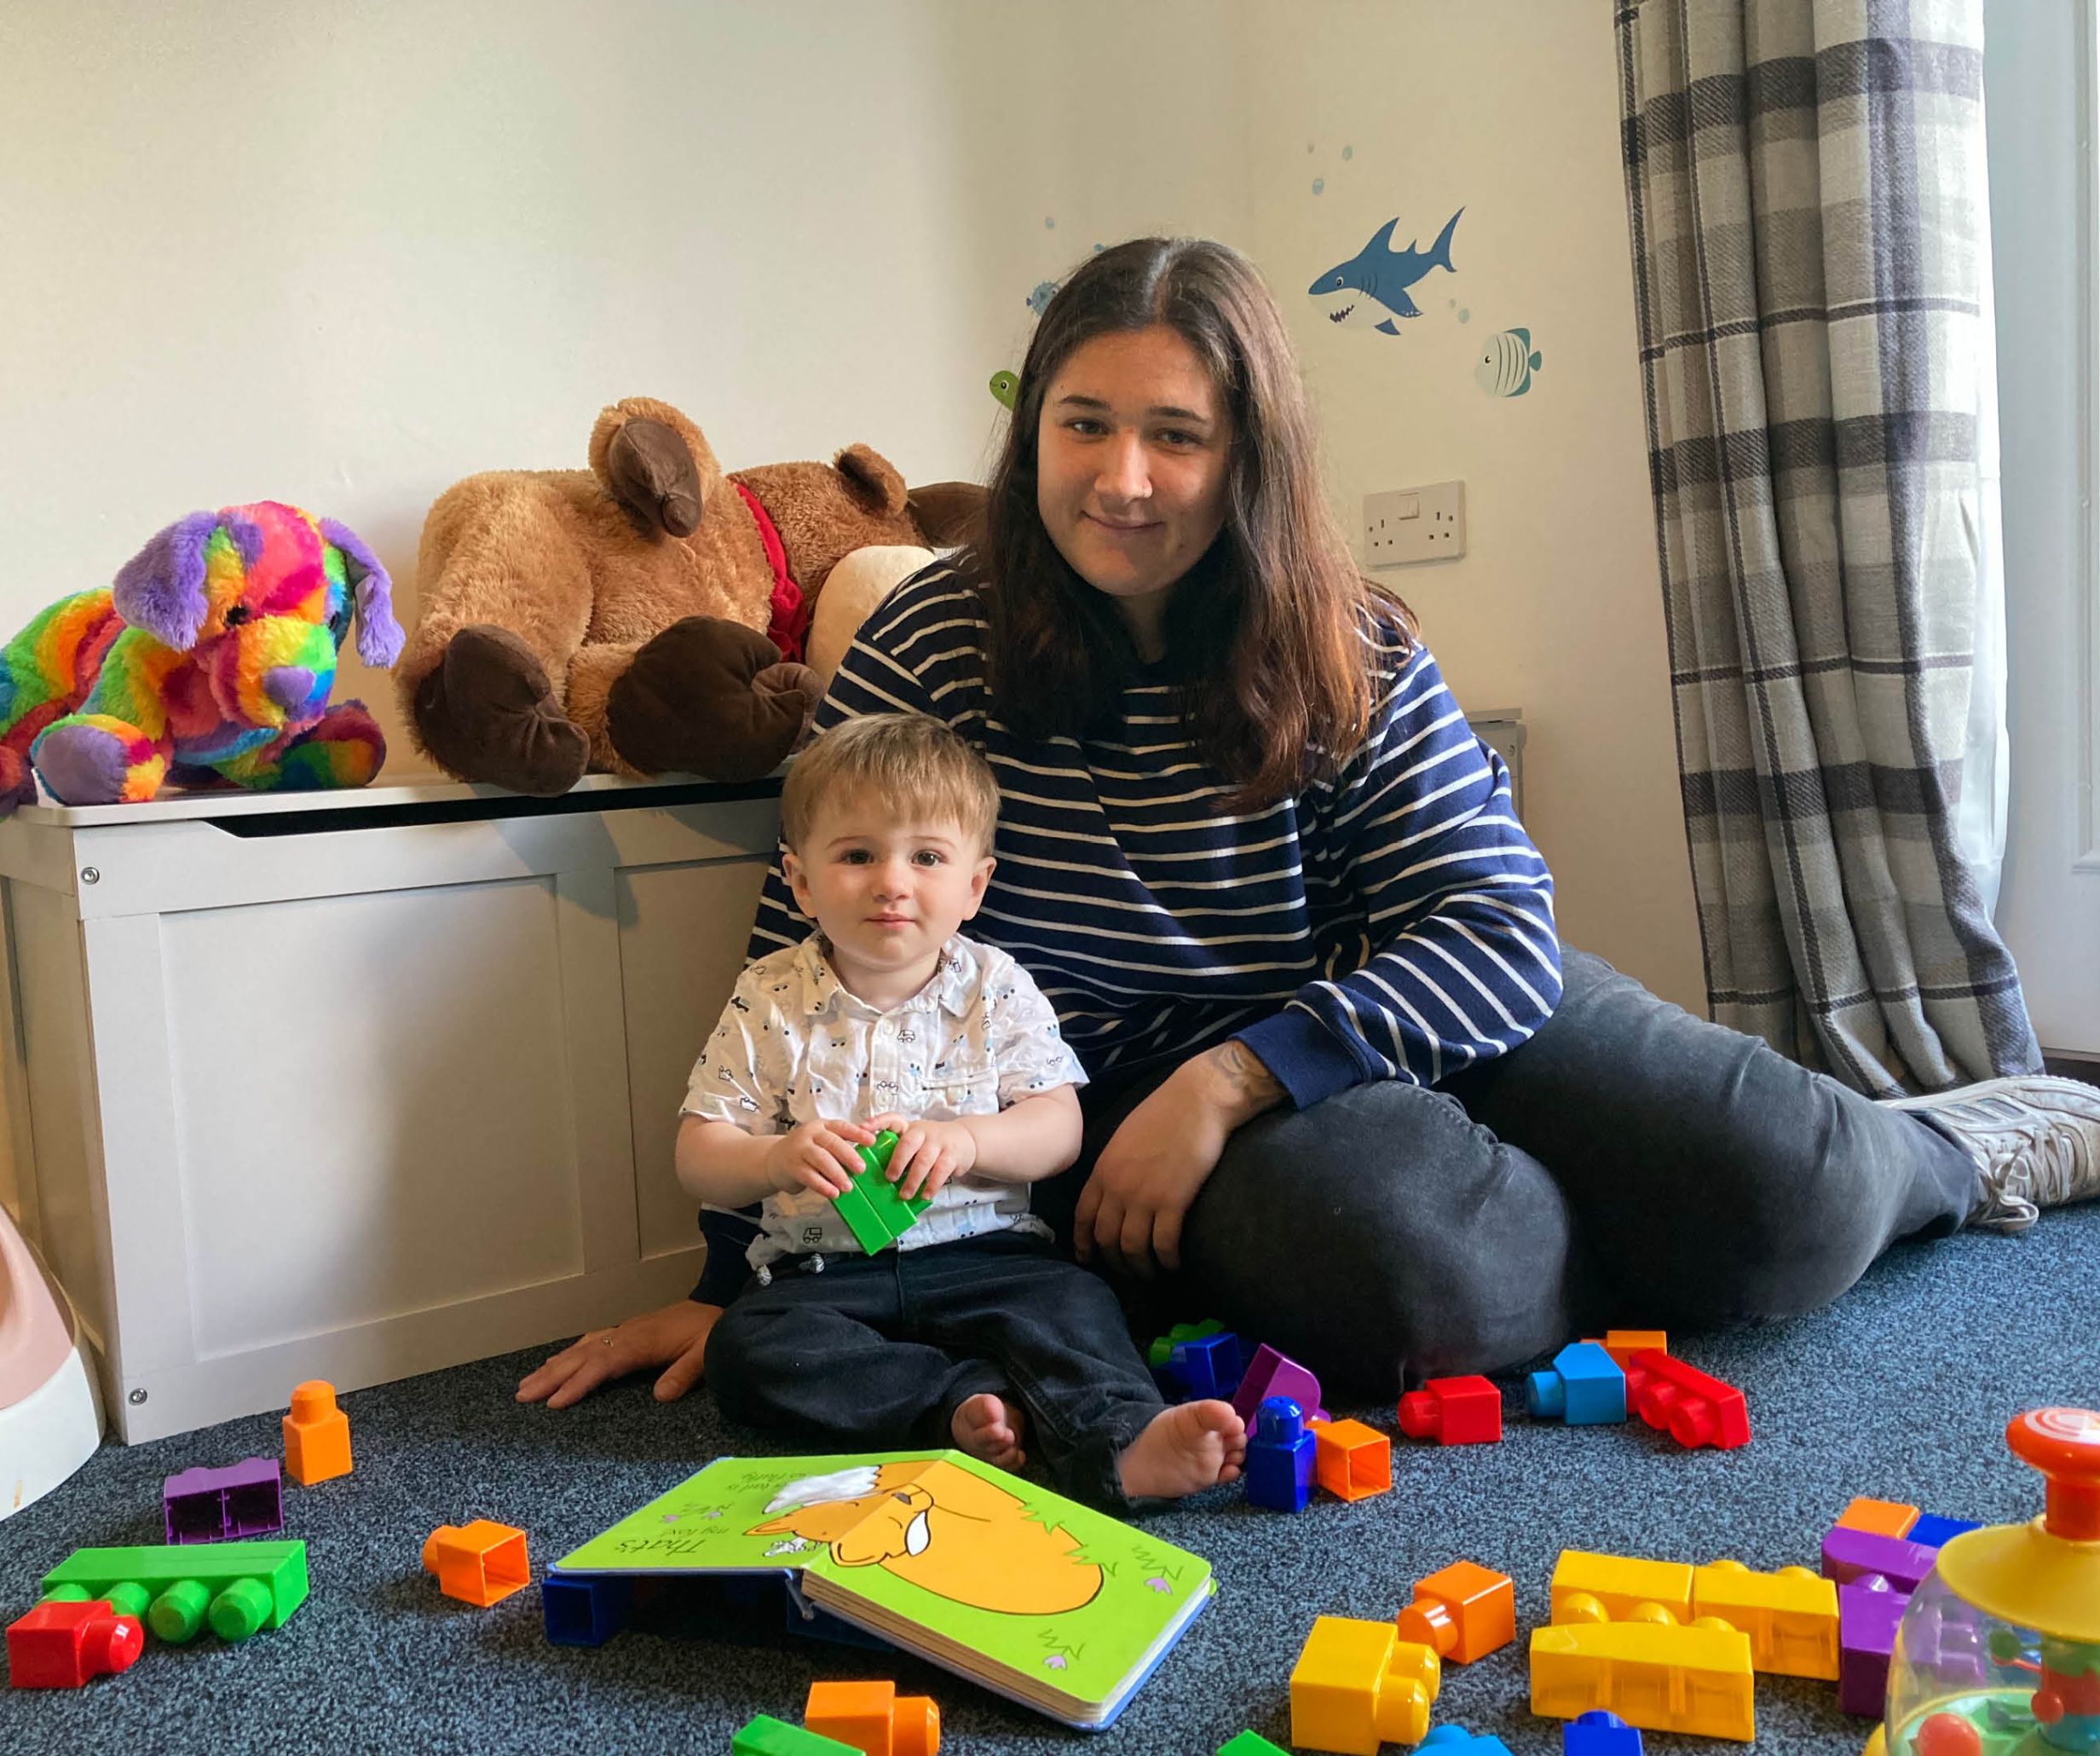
{"left": 1, "top": 1, "right": 1702, "bottom": 1014}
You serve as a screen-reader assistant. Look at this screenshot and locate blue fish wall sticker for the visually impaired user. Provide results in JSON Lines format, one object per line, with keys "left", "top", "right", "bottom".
{"left": 1475, "top": 327, "right": 1543, "bottom": 396}
{"left": 1308, "top": 208, "right": 1462, "bottom": 334}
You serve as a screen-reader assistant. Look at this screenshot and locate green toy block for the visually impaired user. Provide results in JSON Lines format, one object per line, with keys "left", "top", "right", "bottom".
{"left": 40, "top": 1540, "right": 308, "bottom": 1643}
{"left": 1219, "top": 1735, "right": 1289, "bottom": 1756}
{"left": 830, "top": 1129, "right": 929, "bottom": 1253}
{"left": 1148, "top": 1317, "right": 1226, "bottom": 1368}
{"left": 730, "top": 1715, "right": 860, "bottom": 1755}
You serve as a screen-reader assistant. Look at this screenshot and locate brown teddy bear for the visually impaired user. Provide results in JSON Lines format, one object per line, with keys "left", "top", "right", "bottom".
{"left": 399, "top": 396, "right": 978, "bottom": 794}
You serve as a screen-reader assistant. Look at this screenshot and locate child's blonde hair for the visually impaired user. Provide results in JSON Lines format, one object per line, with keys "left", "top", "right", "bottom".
{"left": 780, "top": 713, "right": 999, "bottom": 856}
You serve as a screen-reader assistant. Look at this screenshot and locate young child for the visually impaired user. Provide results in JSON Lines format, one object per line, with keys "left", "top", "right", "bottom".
{"left": 679, "top": 713, "right": 1245, "bottom": 1507}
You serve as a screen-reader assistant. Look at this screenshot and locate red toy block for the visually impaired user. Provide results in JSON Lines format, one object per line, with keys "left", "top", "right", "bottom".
{"left": 1396, "top": 1559, "right": 1516, "bottom": 1662}
{"left": 1620, "top": 1350, "right": 1749, "bottom": 1450}
{"left": 7, "top": 1599, "right": 144, "bottom": 1689}
{"left": 1398, "top": 1376, "right": 1503, "bottom": 1445}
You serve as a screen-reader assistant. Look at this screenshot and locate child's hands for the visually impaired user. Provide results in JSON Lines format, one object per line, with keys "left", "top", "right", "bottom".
{"left": 866, "top": 1112, "right": 978, "bottom": 1201}
{"left": 764, "top": 1118, "right": 880, "bottom": 1201}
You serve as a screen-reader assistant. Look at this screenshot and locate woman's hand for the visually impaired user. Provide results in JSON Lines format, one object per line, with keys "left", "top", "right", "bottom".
{"left": 1075, "top": 1043, "right": 1284, "bottom": 1278}
{"left": 515, "top": 1298, "right": 721, "bottom": 1408}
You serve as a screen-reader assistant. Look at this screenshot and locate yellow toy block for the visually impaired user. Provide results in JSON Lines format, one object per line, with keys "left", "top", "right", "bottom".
{"left": 1530, "top": 1618, "right": 1755, "bottom": 1742}
{"left": 1691, "top": 1558, "right": 1838, "bottom": 1679}
{"left": 1549, "top": 1551, "right": 1693, "bottom": 1626}
{"left": 1310, "top": 1418, "right": 1391, "bottom": 1501}
{"left": 1290, "top": 1615, "right": 1439, "bottom": 1755}
{"left": 1834, "top": 1496, "right": 1919, "bottom": 1538}
{"left": 1583, "top": 1329, "right": 1668, "bottom": 1368}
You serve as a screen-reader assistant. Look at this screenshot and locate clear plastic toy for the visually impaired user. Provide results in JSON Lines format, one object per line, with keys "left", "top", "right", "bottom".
{"left": 1868, "top": 1408, "right": 2100, "bottom": 1755}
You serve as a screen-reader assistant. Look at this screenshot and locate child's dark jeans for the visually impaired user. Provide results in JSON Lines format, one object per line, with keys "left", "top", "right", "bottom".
{"left": 704, "top": 1230, "right": 1167, "bottom": 1509}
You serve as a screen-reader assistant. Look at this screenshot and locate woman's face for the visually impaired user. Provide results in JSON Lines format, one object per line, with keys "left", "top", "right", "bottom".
{"left": 1035, "top": 324, "right": 1233, "bottom": 651}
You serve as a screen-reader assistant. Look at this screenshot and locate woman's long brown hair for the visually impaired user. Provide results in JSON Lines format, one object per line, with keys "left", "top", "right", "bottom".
{"left": 979, "top": 236, "right": 1414, "bottom": 812}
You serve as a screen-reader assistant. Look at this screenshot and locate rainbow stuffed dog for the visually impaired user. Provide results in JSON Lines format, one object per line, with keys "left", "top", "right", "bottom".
{"left": 0, "top": 501, "right": 403, "bottom": 814}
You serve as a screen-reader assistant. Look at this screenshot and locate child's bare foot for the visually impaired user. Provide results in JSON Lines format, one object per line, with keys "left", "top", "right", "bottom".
{"left": 1116, "top": 1400, "right": 1248, "bottom": 1499}
{"left": 952, "top": 1392, "right": 1029, "bottom": 1470}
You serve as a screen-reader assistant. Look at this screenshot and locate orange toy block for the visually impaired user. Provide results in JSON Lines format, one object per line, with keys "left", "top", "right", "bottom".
{"left": 1395, "top": 1559, "right": 1515, "bottom": 1663}
{"left": 1835, "top": 1496, "right": 1919, "bottom": 1538}
{"left": 805, "top": 1679, "right": 940, "bottom": 1756}
{"left": 422, "top": 1521, "right": 531, "bottom": 1608}
{"left": 282, "top": 1380, "right": 351, "bottom": 1485}
{"left": 1583, "top": 1330, "right": 1669, "bottom": 1369}
{"left": 1310, "top": 1418, "right": 1391, "bottom": 1501}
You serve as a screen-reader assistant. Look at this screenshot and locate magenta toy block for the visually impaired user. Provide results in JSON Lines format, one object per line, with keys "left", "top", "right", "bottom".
{"left": 1820, "top": 1524, "right": 1936, "bottom": 1593}
{"left": 1231, "top": 1344, "right": 1325, "bottom": 1426}
{"left": 1838, "top": 1573, "right": 1907, "bottom": 1717}
{"left": 1565, "top": 1710, "right": 1643, "bottom": 1755}
{"left": 163, "top": 1458, "right": 284, "bottom": 1544}
{"left": 1244, "top": 1395, "right": 1314, "bottom": 1512}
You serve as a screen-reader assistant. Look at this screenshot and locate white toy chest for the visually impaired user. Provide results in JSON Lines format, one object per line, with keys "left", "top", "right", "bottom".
{"left": 0, "top": 773, "right": 779, "bottom": 1443}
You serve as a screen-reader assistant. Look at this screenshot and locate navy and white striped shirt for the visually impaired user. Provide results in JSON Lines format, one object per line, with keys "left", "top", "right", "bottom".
{"left": 749, "top": 561, "right": 1561, "bottom": 1100}
{"left": 695, "top": 560, "right": 1563, "bottom": 1297}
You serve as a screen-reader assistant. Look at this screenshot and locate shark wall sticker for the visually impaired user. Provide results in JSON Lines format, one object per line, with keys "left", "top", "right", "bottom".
{"left": 1309, "top": 208, "right": 1463, "bottom": 334}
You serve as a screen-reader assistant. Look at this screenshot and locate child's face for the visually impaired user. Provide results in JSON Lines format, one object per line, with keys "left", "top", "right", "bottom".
{"left": 782, "top": 792, "right": 995, "bottom": 989}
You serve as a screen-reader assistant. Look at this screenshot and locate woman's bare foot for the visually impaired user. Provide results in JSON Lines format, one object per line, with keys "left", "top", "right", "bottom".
{"left": 952, "top": 1392, "right": 1029, "bottom": 1470}
{"left": 1116, "top": 1400, "right": 1248, "bottom": 1499}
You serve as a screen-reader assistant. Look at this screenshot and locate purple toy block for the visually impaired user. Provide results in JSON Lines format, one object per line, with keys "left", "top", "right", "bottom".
{"left": 163, "top": 1456, "right": 284, "bottom": 1543}
{"left": 1906, "top": 1598, "right": 1987, "bottom": 1689}
{"left": 1244, "top": 1395, "right": 1314, "bottom": 1512}
{"left": 1231, "top": 1343, "right": 1326, "bottom": 1426}
{"left": 1838, "top": 1573, "right": 1907, "bottom": 1718}
{"left": 1821, "top": 1524, "right": 1936, "bottom": 1594}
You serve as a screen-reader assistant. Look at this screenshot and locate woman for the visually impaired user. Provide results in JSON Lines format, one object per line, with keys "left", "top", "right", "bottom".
{"left": 521, "top": 237, "right": 2099, "bottom": 1412}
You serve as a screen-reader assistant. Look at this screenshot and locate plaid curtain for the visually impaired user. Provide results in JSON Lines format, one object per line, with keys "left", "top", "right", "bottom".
{"left": 1615, "top": 0, "right": 2039, "bottom": 1093}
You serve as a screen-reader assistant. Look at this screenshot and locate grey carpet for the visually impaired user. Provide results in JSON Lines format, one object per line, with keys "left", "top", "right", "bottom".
{"left": 5, "top": 1205, "right": 2097, "bottom": 1753}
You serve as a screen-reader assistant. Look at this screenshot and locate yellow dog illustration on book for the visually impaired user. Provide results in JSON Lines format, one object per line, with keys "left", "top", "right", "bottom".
{"left": 750, "top": 1459, "right": 1104, "bottom": 1616}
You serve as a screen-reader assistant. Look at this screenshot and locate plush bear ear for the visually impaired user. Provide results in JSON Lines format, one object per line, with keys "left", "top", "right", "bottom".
{"left": 833, "top": 444, "right": 909, "bottom": 517}
{"left": 319, "top": 517, "right": 404, "bottom": 667}
{"left": 111, "top": 509, "right": 223, "bottom": 650}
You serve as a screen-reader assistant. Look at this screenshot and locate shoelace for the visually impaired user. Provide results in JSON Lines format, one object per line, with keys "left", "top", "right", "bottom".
{"left": 1963, "top": 1107, "right": 2089, "bottom": 1221}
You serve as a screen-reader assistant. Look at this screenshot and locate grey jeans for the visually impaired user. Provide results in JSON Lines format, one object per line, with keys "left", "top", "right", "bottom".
{"left": 1045, "top": 950, "right": 1979, "bottom": 1395}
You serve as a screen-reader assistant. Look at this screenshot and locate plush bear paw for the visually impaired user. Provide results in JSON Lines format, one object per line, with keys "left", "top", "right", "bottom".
{"left": 412, "top": 625, "right": 589, "bottom": 796}
{"left": 605, "top": 617, "right": 816, "bottom": 783}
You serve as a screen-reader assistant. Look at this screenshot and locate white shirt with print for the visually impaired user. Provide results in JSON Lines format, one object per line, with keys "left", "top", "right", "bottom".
{"left": 681, "top": 932, "right": 1088, "bottom": 1274}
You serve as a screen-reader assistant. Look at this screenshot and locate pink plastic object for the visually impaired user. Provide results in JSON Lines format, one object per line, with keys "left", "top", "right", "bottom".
{"left": 0, "top": 1206, "right": 103, "bottom": 1522}
{"left": 0, "top": 1207, "right": 72, "bottom": 1407}
{"left": 164, "top": 1458, "right": 284, "bottom": 1543}
{"left": 1231, "top": 1343, "right": 1326, "bottom": 1426}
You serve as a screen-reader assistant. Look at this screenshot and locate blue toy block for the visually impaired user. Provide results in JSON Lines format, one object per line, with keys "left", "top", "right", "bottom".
{"left": 541, "top": 1574, "right": 632, "bottom": 1646}
{"left": 1565, "top": 1708, "right": 1644, "bottom": 1754}
{"left": 1907, "top": 1514, "right": 1981, "bottom": 1548}
{"left": 1174, "top": 1331, "right": 1244, "bottom": 1401}
{"left": 1526, "top": 1342, "right": 1626, "bottom": 1424}
{"left": 1244, "top": 1395, "right": 1314, "bottom": 1512}
{"left": 1422, "top": 1727, "right": 1514, "bottom": 1753}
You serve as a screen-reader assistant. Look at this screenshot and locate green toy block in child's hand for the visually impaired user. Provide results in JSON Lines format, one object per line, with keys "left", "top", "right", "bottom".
{"left": 830, "top": 1129, "right": 931, "bottom": 1254}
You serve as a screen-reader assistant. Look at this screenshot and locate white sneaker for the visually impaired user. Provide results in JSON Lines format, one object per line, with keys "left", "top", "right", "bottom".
{"left": 1886, "top": 1075, "right": 2100, "bottom": 1233}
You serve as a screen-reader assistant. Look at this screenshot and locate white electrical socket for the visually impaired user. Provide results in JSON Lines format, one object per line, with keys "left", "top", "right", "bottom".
{"left": 1364, "top": 480, "right": 1466, "bottom": 566}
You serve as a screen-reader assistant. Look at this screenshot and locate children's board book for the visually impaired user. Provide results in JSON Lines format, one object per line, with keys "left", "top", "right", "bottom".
{"left": 550, "top": 1448, "right": 1214, "bottom": 1730}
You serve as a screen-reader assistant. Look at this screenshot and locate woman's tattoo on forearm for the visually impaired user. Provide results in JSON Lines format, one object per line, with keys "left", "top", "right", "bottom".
{"left": 1206, "top": 1040, "right": 1284, "bottom": 1109}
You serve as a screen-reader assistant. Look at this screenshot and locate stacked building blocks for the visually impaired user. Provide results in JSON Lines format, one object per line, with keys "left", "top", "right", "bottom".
{"left": 803, "top": 1680, "right": 939, "bottom": 1756}
{"left": 1309, "top": 1418, "right": 1391, "bottom": 1501}
{"left": 1529, "top": 1618, "right": 1755, "bottom": 1742}
{"left": 1290, "top": 1615, "right": 1440, "bottom": 1754}
{"left": 40, "top": 1540, "right": 309, "bottom": 1643}
{"left": 1836, "top": 1497, "right": 1919, "bottom": 1537}
{"left": 6, "top": 1599, "right": 144, "bottom": 1689}
{"left": 1527, "top": 1343, "right": 1627, "bottom": 1425}
{"left": 731, "top": 1715, "right": 859, "bottom": 1756}
{"left": 424, "top": 1521, "right": 531, "bottom": 1608}
{"left": 1421, "top": 1727, "right": 1514, "bottom": 1753}
{"left": 1398, "top": 1376, "right": 1503, "bottom": 1445}
{"left": 1688, "top": 1559, "right": 1838, "bottom": 1679}
{"left": 1246, "top": 1395, "right": 1315, "bottom": 1512}
{"left": 830, "top": 1133, "right": 930, "bottom": 1254}
{"left": 1837, "top": 1572, "right": 1907, "bottom": 1716}
{"left": 163, "top": 1457, "right": 283, "bottom": 1543}
{"left": 1232, "top": 1343, "right": 1326, "bottom": 1426}
{"left": 283, "top": 1380, "right": 352, "bottom": 1485}
{"left": 1549, "top": 1551, "right": 1693, "bottom": 1626}
{"left": 1585, "top": 1330, "right": 1667, "bottom": 1368}
{"left": 1217, "top": 1735, "right": 1289, "bottom": 1755}
{"left": 1149, "top": 1320, "right": 1244, "bottom": 1401}
{"left": 1620, "top": 1350, "right": 1749, "bottom": 1449}
{"left": 1565, "top": 1708, "right": 1644, "bottom": 1753}
{"left": 1396, "top": 1560, "right": 1516, "bottom": 1663}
